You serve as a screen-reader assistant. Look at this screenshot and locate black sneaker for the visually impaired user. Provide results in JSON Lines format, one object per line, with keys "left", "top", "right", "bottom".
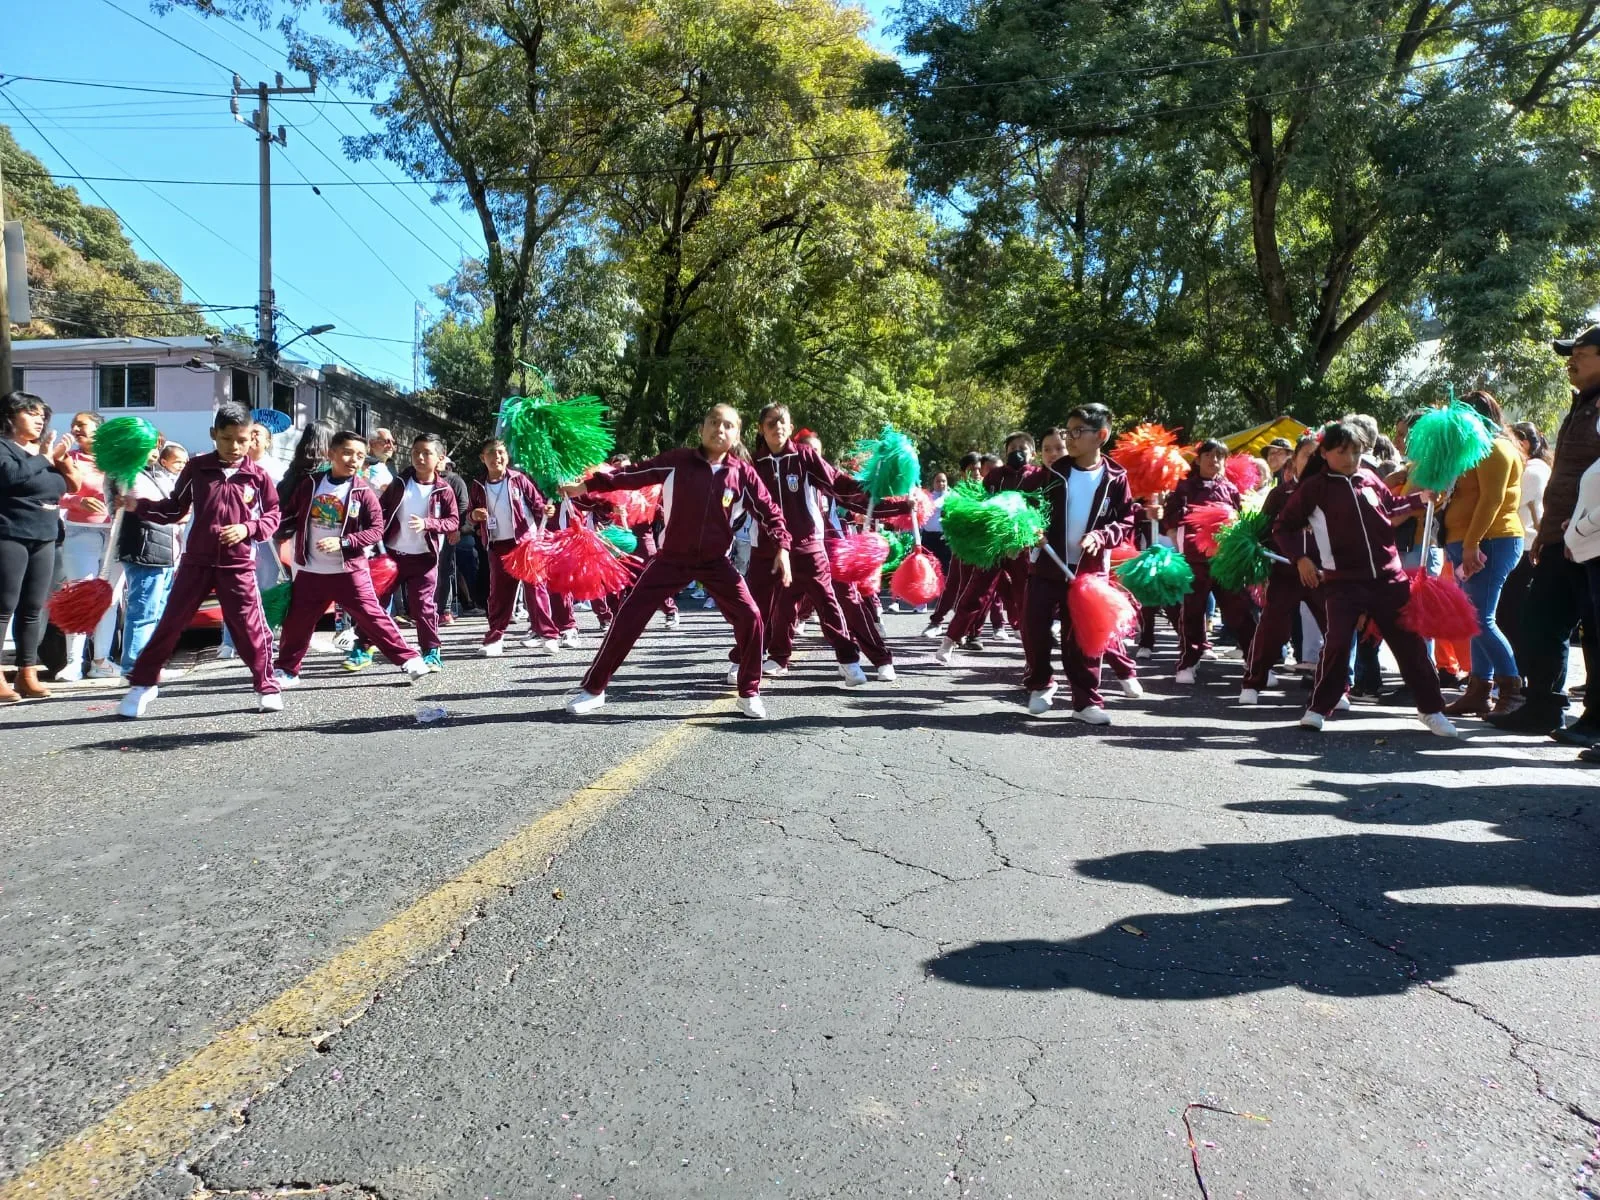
{"left": 1484, "top": 702, "right": 1562, "bottom": 734}
{"left": 1579, "top": 746, "right": 1600, "bottom": 765}
{"left": 963, "top": 636, "right": 985, "bottom": 652}
{"left": 1550, "top": 716, "right": 1600, "bottom": 747}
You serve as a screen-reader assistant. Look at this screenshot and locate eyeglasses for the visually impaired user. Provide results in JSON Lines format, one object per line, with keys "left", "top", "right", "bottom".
{"left": 1063, "top": 427, "right": 1097, "bottom": 439}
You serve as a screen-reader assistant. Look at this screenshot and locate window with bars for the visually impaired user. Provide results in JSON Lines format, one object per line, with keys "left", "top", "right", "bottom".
{"left": 97, "top": 364, "right": 155, "bottom": 409}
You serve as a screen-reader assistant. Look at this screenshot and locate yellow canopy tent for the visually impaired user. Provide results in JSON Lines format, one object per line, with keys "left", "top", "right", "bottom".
{"left": 1222, "top": 415, "right": 1311, "bottom": 457}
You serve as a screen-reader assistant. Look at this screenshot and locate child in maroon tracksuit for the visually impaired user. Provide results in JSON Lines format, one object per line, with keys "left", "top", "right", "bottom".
{"left": 1240, "top": 435, "right": 1325, "bottom": 703}
{"left": 1161, "top": 439, "right": 1259, "bottom": 682}
{"left": 275, "top": 431, "right": 426, "bottom": 685}
{"left": 348, "top": 433, "right": 460, "bottom": 671}
{"left": 119, "top": 402, "right": 281, "bottom": 718}
{"left": 467, "top": 439, "right": 560, "bottom": 655}
{"left": 1018, "top": 407, "right": 1136, "bottom": 721}
{"left": 937, "top": 437, "right": 1033, "bottom": 661}
{"left": 562, "top": 405, "right": 791, "bottom": 718}
{"left": 1272, "top": 422, "right": 1456, "bottom": 736}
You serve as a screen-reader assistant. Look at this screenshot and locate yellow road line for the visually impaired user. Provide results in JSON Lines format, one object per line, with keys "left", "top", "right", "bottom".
{"left": 1, "top": 707, "right": 721, "bottom": 1199}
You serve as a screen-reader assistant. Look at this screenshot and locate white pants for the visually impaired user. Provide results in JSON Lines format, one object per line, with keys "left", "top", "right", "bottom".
{"left": 61, "top": 524, "right": 125, "bottom": 664}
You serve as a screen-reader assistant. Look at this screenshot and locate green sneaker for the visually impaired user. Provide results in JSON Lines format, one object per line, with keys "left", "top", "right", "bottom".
{"left": 342, "top": 647, "right": 374, "bottom": 672}
{"left": 422, "top": 649, "right": 443, "bottom": 673}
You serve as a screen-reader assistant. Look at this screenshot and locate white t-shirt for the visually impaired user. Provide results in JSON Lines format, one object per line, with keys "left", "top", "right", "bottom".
{"left": 303, "top": 476, "right": 353, "bottom": 574}
{"left": 389, "top": 478, "right": 432, "bottom": 555}
{"left": 483, "top": 478, "right": 516, "bottom": 540}
{"left": 1519, "top": 457, "right": 1551, "bottom": 550}
{"left": 1063, "top": 461, "right": 1106, "bottom": 566}
{"left": 925, "top": 490, "right": 946, "bottom": 533}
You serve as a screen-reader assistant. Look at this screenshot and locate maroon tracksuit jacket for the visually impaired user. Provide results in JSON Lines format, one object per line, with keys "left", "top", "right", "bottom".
{"left": 946, "top": 463, "right": 1032, "bottom": 642}
{"left": 1161, "top": 469, "right": 1257, "bottom": 672}
{"left": 359, "top": 472, "right": 462, "bottom": 654}
{"left": 126, "top": 452, "right": 282, "bottom": 692}
{"left": 1242, "top": 476, "right": 1323, "bottom": 690}
{"left": 468, "top": 470, "right": 559, "bottom": 644}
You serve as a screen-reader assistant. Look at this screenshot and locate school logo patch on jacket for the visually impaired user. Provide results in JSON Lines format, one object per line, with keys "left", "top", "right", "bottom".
{"left": 786, "top": 472, "right": 800, "bottom": 494}
{"left": 241, "top": 484, "right": 256, "bottom": 504}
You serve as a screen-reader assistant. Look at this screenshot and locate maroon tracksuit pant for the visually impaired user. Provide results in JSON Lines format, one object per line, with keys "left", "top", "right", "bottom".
{"left": 751, "top": 547, "right": 860, "bottom": 667}
{"left": 1022, "top": 574, "right": 1106, "bottom": 709}
{"left": 129, "top": 562, "right": 275, "bottom": 692}
{"left": 834, "top": 578, "right": 892, "bottom": 666}
{"left": 1244, "top": 572, "right": 1325, "bottom": 689}
{"left": 277, "top": 566, "right": 416, "bottom": 675}
{"left": 357, "top": 550, "right": 442, "bottom": 653}
{"left": 631, "top": 527, "right": 676, "bottom": 617}
{"left": 947, "top": 554, "right": 1026, "bottom": 642}
{"left": 1311, "top": 577, "right": 1443, "bottom": 716}
{"left": 930, "top": 558, "right": 968, "bottom": 625}
{"left": 1178, "top": 555, "right": 1259, "bottom": 672}
{"left": 485, "top": 539, "right": 559, "bottom": 644}
{"left": 583, "top": 555, "right": 764, "bottom": 698}
{"left": 549, "top": 589, "right": 577, "bottom": 633}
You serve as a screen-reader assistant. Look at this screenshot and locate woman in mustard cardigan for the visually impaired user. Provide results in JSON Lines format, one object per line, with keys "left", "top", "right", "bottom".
{"left": 1441, "top": 390, "right": 1525, "bottom": 716}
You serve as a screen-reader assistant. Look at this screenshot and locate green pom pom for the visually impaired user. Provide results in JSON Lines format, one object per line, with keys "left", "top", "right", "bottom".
{"left": 1210, "top": 509, "right": 1274, "bottom": 591}
{"left": 599, "top": 524, "right": 638, "bottom": 555}
{"left": 92, "top": 416, "right": 160, "bottom": 487}
{"left": 501, "top": 381, "right": 614, "bottom": 495}
{"left": 1406, "top": 401, "right": 1495, "bottom": 492}
{"left": 852, "top": 425, "right": 920, "bottom": 502}
{"left": 942, "top": 485, "right": 1046, "bottom": 568}
{"left": 880, "top": 529, "right": 914, "bottom": 574}
{"left": 1115, "top": 544, "right": 1195, "bottom": 607}
{"left": 260, "top": 579, "right": 292, "bottom": 630}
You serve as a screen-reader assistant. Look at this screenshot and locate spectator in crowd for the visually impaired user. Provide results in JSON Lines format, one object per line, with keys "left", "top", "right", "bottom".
{"left": 923, "top": 471, "right": 951, "bottom": 572}
{"left": 1262, "top": 438, "right": 1294, "bottom": 480}
{"left": 364, "top": 427, "right": 397, "bottom": 491}
{"left": 57, "top": 411, "right": 121, "bottom": 680}
{"left": 248, "top": 423, "right": 285, "bottom": 484}
{"left": 437, "top": 455, "right": 471, "bottom": 624}
{"left": 119, "top": 442, "right": 187, "bottom": 677}
{"left": 1497, "top": 421, "right": 1552, "bottom": 665}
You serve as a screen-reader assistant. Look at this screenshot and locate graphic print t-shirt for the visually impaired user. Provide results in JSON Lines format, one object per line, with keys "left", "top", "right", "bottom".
{"left": 304, "top": 476, "right": 353, "bottom": 574}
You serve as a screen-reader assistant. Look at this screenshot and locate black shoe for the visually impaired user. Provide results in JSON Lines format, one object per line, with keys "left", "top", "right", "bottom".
{"left": 1579, "top": 747, "right": 1600, "bottom": 765}
{"left": 962, "top": 636, "right": 985, "bottom": 652}
{"left": 1484, "top": 702, "right": 1562, "bottom": 734}
{"left": 1437, "top": 669, "right": 1464, "bottom": 689}
{"left": 1550, "top": 717, "right": 1600, "bottom": 748}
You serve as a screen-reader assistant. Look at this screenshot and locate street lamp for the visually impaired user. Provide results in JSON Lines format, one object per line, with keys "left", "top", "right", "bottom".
{"left": 277, "top": 323, "right": 335, "bottom": 354}
{"left": 257, "top": 323, "right": 333, "bottom": 413}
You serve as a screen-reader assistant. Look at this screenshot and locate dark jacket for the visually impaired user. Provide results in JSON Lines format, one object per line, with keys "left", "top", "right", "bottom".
{"left": 1259, "top": 475, "right": 1315, "bottom": 578}
{"left": 134, "top": 451, "right": 280, "bottom": 569}
{"left": 1273, "top": 468, "right": 1425, "bottom": 583}
{"left": 1020, "top": 457, "right": 1135, "bottom": 580}
{"left": 379, "top": 471, "right": 460, "bottom": 556}
{"left": 280, "top": 469, "right": 384, "bottom": 572}
{"left": 1539, "top": 383, "right": 1600, "bottom": 546}
{"left": 467, "top": 469, "right": 548, "bottom": 545}
{"left": 119, "top": 467, "right": 180, "bottom": 567}
{"left": 0, "top": 439, "right": 70, "bottom": 542}
{"left": 598, "top": 447, "right": 790, "bottom": 562}
{"left": 1161, "top": 471, "right": 1244, "bottom": 558}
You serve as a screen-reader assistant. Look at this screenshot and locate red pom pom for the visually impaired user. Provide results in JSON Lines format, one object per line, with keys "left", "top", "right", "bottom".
{"left": 545, "top": 525, "right": 636, "bottom": 602}
{"left": 858, "top": 570, "right": 882, "bottom": 595}
{"left": 881, "top": 487, "right": 935, "bottom": 532}
{"left": 1399, "top": 567, "right": 1481, "bottom": 641}
{"left": 1108, "top": 541, "right": 1138, "bottom": 565}
{"left": 503, "top": 535, "right": 553, "bottom": 585}
{"left": 829, "top": 532, "right": 890, "bottom": 585}
{"left": 49, "top": 578, "right": 114, "bottom": 634}
{"left": 1067, "top": 571, "right": 1137, "bottom": 657}
{"left": 589, "top": 481, "right": 660, "bottom": 528}
{"left": 367, "top": 555, "right": 399, "bottom": 597}
{"left": 890, "top": 546, "right": 944, "bottom": 606}
{"left": 1224, "top": 455, "right": 1265, "bottom": 493}
{"left": 1184, "top": 502, "right": 1234, "bottom": 557}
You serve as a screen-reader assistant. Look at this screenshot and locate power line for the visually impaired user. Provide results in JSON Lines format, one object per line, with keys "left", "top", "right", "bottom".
{"left": 92, "top": 0, "right": 238, "bottom": 79}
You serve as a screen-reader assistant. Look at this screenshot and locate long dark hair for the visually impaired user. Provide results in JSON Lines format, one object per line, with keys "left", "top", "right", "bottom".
{"left": 1, "top": 391, "right": 51, "bottom": 441}
{"left": 1511, "top": 421, "right": 1552, "bottom": 465}
{"left": 279, "top": 419, "right": 335, "bottom": 506}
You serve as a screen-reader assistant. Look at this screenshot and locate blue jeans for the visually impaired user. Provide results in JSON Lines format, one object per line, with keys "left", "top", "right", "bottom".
{"left": 120, "top": 564, "right": 176, "bottom": 673}
{"left": 1445, "top": 536, "right": 1522, "bottom": 680}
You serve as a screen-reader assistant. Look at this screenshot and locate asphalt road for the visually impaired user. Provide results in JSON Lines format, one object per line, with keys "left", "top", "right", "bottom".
{"left": 2, "top": 605, "right": 1596, "bottom": 1199}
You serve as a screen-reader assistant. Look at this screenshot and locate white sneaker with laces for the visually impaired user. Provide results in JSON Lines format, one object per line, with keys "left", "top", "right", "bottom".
{"left": 922, "top": 623, "right": 944, "bottom": 641}
{"left": 1027, "top": 689, "right": 1054, "bottom": 716}
{"left": 796, "top": 621, "right": 811, "bottom": 638}
{"left": 934, "top": 637, "right": 958, "bottom": 665}
{"left": 1174, "top": 667, "right": 1196, "bottom": 685}
{"left": 1239, "top": 687, "right": 1260, "bottom": 705}
{"left": 1266, "top": 669, "right": 1280, "bottom": 688}
{"left": 480, "top": 640, "right": 504, "bottom": 658}
{"left": 725, "top": 666, "right": 740, "bottom": 687}
{"left": 527, "top": 638, "right": 561, "bottom": 656}
{"left": 992, "top": 626, "right": 1016, "bottom": 643}
{"left": 258, "top": 691, "right": 284, "bottom": 712}
{"left": 87, "top": 660, "right": 121, "bottom": 680}
{"left": 1073, "top": 705, "right": 1112, "bottom": 725}
{"left": 274, "top": 669, "right": 301, "bottom": 689}
{"left": 402, "top": 657, "right": 430, "bottom": 683}
{"left": 664, "top": 613, "right": 680, "bottom": 630}
{"left": 56, "top": 663, "right": 84, "bottom": 682}
{"left": 560, "top": 628, "right": 581, "bottom": 648}
{"left": 877, "top": 663, "right": 896, "bottom": 682}
{"left": 839, "top": 662, "right": 869, "bottom": 687}
{"left": 1335, "top": 694, "right": 1352, "bottom": 711}
{"left": 117, "top": 685, "right": 158, "bottom": 719}
{"left": 329, "top": 631, "right": 354, "bottom": 653}
{"left": 763, "top": 659, "right": 789, "bottom": 677}
{"left": 215, "top": 642, "right": 240, "bottom": 661}
{"left": 1120, "top": 677, "right": 1144, "bottom": 699}
{"left": 736, "top": 695, "right": 767, "bottom": 719}
{"left": 1299, "top": 711, "right": 1325, "bottom": 730}
{"left": 566, "top": 690, "right": 606, "bottom": 716}
{"left": 1420, "top": 711, "right": 1461, "bottom": 738}
{"left": 1200, "top": 647, "right": 1218, "bottom": 661}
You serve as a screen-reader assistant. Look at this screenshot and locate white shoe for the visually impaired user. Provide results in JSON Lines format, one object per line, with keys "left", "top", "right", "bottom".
{"left": 1239, "top": 688, "right": 1260, "bottom": 705}
{"left": 1120, "top": 677, "right": 1144, "bottom": 699}
{"left": 877, "top": 663, "right": 896, "bottom": 682}
{"left": 560, "top": 628, "right": 581, "bottom": 648}
{"left": 1200, "top": 647, "right": 1218, "bottom": 661}
{"left": 1135, "top": 646, "right": 1152, "bottom": 660}
{"left": 703, "top": 597, "right": 718, "bottom": 610}
{"left": 480, "top": 640, "right": 504, "bottom": 658}
{"left": 1299, "top": 711, "right": 1325, "bottom": 730}
{"left": 566, "top": 690, "right": 606, "bottom": 715}
{"left": 1335, "top": 694, "right": 1352, "bottom": 711}
{"left": 1174, "top": 667, "right": 1196, "bottom": 685}
{"left": 725, "top": 666, "right": 740, "bottom": 687}
{"left": 1266, "top": 669, "right": 1280, "bottom": 688}
{"left": 258, "top": 691, "right": 284, "bottom": 712}
{"left": 329, "top": 631, "right": 355, "bottom": 653}
{"left": 922, "top": 623, "right": 944, "bottom": 640}
{"left": 526, "top": 638, "right": 561, "bottom": 656}
{"left": 56, "top": 663, "right": 84, "bottom": 682}
{"left": 763, "top": 659, "right": 789, "bottom": 677}
{"left": 1027, "top": 689, "right": 1054, "bottom": 716}
{"left": 87, "top": 660, "right": 120, "bottom": 680}
{"left": 664, "top": 613, "right": 680, "bottom": 630}
{"left": 839, "top": 662, "right": 869, "bottom": 687}
{"left": 274, "top": 669, "right": 301, "bottom": 689}
{"left": 215, "top": 642, "right": 239, "bottom": 661}
{"left": 992, "top": 627, "right": 1016, "bottom": 643}
{"left": 796, "top": 621, "right": 811, "bottom": 638}
{"left": 1073, "top": 705, "right": 1112, "bottom": 725}
{"left": 402, "top": 657, "right": 430, "bottom": 683}
{"left": 934, "top": 637, "right": 957, "bottom": 665}
{"left": 1216, "top": 646, "right": 1244, "bottom": 660}
{"left": 117, "top": 685, "right": 158, "bottom": 719}
{"left": 1420, "top": 711, "right": 1461, "bottom": 738}
{"left": 736, "top": 695, "right": 767, "bottom": 719}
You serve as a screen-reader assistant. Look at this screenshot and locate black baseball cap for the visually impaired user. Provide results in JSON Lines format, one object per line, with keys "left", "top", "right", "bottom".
{"left": 1264, "top": 437, "right": 1294, "bottom": 452}
{"left": 1554, "top": 326, "right": 1600, "bottom": 356}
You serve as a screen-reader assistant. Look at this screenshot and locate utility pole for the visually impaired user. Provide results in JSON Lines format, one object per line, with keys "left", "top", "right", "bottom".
{"left": 0, "top": 155, "right": 11, "bottom": 393}
{"left": 233, "top": 70, "right": 315, "bottom": 410}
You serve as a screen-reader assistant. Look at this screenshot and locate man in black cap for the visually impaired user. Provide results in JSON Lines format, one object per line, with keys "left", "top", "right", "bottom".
{"left": 1488, "top": 325, "right": 1600, "bottom": 738}
{"left": 1263, "top": 437, "right": 1294, "bottom": 481}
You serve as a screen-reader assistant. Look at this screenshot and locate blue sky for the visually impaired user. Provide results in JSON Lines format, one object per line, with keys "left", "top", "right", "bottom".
{"left": 3, "top": 0, "right": 900, "bottom": 389}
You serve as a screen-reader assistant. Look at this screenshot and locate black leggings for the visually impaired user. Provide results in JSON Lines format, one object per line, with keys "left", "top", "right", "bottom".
{"left": 0, "top": 537, "right": 55, "bottom": 668}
